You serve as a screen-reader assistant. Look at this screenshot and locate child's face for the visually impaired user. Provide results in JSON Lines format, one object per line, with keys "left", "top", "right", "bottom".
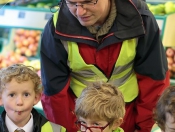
{"left": 164, "top": 112, "right": 175, "bottom": 132}
{"left": 0, "top": 78, "right": 40, "bottom": 127}
{"left": 76, "top": 117, "right": 118, "bottom": 132}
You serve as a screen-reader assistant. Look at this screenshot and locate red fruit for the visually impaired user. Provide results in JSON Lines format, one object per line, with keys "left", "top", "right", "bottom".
{"left": 167, "top": 57, "right": 173, "bottom": 65}
{"left": 172, "top": 63, "right": 175, "bottom": 72}
{"left": 166, "top": 48, "right": 174, "bottom": 57}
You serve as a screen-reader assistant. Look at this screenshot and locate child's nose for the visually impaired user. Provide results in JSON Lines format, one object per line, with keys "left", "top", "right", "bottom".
{"left": 86, "top": 129, "right": 91, "bottom": 132}
{"left": 16, "top": 96, "right": 23, "bottom": 106}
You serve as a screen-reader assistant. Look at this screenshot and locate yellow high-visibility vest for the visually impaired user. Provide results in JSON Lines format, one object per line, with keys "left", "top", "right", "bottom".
{"left": 53, "top": 11, "right": 138, "bottom": 103}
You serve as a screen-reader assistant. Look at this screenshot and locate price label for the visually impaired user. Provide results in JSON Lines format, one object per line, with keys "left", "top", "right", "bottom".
{"left": 18, "top": 11, "right": 25, "bottom": 19}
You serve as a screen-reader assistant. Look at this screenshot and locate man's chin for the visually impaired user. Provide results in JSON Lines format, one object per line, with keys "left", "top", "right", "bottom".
{"left": 79, "top": 21, "right": 94, "bottom": 27}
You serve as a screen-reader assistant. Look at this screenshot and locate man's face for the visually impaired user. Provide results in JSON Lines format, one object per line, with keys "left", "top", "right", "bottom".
{"left": 65, "top": 0, "right": 110, "bottom": 26}
{"left": 164, "top": 112, "right": 175, "bottom": 132}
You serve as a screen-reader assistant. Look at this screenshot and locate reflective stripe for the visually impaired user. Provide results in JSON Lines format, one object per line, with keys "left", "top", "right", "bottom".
{"left": 113, "top": 60, "right": 134, "bottom": 74}
{"left": 50, "top": 122, "right": 61, "bottom": 132}
{"left": 110, "top": 68, "right": 133, "bottom": 87}
{"left": 62, "top": 37, "right": 139, "bottom": 102}
{"left": 41, "top": 121, "right": 62, "bottom": 132}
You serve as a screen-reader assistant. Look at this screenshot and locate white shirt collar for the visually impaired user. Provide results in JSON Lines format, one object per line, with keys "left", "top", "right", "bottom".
{"left": 5, "top": 113, "right": 33, "bottom": 132}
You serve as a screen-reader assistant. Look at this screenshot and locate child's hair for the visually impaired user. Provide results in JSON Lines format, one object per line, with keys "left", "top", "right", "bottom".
{"left": 75, "top": 82, "right": 125, "bottom": 126}
{"left": 153, "top": 86, "right": 175, "bottom": 131}
{"left": 0, "top": 64, "right": 42, "bottom": 94}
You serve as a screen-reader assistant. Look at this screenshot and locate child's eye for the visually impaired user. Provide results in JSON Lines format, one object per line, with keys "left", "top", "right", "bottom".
{"left": 93, "top": 123, "right": 99, "bottom": 126}
{"left": 9, "top": 93, "right": 15, "bottom": 97}
{"left": 80, "top": 121, "right": 86, "bottom": 125}
{"left": 24, "top": 93, "right": 30, "bottom": 97}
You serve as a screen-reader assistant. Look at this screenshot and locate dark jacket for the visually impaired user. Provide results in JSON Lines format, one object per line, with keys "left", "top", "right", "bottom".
{"left": 0, "top": 108, "right": 61, "bottom": 132}
{"left": 40, "top": 0, "right": 170, "bottom": 131}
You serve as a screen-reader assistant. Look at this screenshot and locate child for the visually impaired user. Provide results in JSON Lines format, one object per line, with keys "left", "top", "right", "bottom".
{"left": 0, "top": 64, "right": 64, "bottom": 132}
{"left": 75, "top": 82, "right": 125, "bottom": 132}
{"left": 153, "top": 85, "right": 175, "bottom": 132}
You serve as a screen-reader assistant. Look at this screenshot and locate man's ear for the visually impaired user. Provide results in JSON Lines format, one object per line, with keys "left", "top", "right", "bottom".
{"left": 33, "top": 93, "right": 41, "bottom": 105}
{"left": 111, "top": 118, "right": 123, "bottom": 130}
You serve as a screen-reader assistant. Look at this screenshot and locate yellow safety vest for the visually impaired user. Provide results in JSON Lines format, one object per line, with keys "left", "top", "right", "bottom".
{"left": 41, "top": 121, "right": 66, "bottom": 132}
{"left": 53, "top": 11, "right": 138, "bottom": 103}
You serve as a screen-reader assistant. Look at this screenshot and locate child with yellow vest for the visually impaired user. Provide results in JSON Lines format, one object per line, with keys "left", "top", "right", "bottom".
{"left": 0, "top": 64, "right": 63, "bottom": 132}
{"left": 75, "top": 82, "right": 125, "bottom": 132}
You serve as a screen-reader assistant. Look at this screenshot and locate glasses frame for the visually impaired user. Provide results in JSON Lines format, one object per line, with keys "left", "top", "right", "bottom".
{"left": 65, "top": 0, "right": 99, "bottom": 9}
{"left": 75, "top": 120, "right": 110, "bottom": 132}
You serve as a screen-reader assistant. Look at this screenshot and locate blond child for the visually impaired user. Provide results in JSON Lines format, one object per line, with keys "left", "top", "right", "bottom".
{"left": 75, "top": 82, "right": 125, "bottom": 132}
{"left": 0, "top": 64, "right": 64, "bottom": 132}
{"left": 154, "top": 85, "right": 175, "bottom": 132}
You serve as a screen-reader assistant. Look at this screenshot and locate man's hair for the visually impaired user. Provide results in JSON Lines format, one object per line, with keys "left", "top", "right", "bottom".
{"left": 75, "top": 82, "right": 125, "bottom": 125}
{"left": 0, "top": 64, "right": 42, "bottom": 94}
{"left": 154, "top": 86, "right": 175, "bottom": 131}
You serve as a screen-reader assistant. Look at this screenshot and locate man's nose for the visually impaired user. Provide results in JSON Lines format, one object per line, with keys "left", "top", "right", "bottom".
{"left": 76, "top": 5, "right": 86, "bottom": 16}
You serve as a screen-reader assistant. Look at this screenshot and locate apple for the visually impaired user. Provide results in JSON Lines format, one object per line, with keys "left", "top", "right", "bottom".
{"left": 15, "top": 41, "right": 23, "bottom": 48}
{"left": 168, "top": 64, "right": 172, "bottom": 70}
{"left": 27, "top": 36, "right": 35, "bottom": 44}
{"left": 36, "top": 3, "right": 45, "bottom": 8}
{"left": 166, "top": 48, "right": 174, "bottom": 57}
{"left": 25, "top": 49, "right": 33, "bottom": 57}
{"left": 29, "top": 44, "right": 37, "bottom": 52}
{"left": 27, "top": 4, "right": 35, "bottom": 8}
{"left": 165, "top": 1, "right": 175, "bottom": 14}
{"left": 35, "top": 35, "right": 40, "bottom": 42}
{"left": 15, "top": 29, "right": 25, "bottom": 35}
{"left": 24, "top": 30, "right": 30, "bottom": 38}
{"left": 167, "top": 57, "right": 173, "bottom": 64}
{"left": 22, "top": 39, "right": 29, "bottom": 46}
{"left": 171, "top": 63, "right": 175, "bottom": 72}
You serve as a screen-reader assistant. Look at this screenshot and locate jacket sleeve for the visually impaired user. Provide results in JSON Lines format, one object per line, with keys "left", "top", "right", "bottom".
{"left": 40, "top": 17, "right": 77, "bottom": 132}
{"left": 134, "top": 7, "right": 170, "bottom": 132}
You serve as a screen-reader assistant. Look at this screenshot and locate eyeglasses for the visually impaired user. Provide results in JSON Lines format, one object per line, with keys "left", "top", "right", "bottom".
{"left": 75, "top": 120, "right": 110, "bottom": 132}
{"left": 66, "top": 0, "right": 98, "bottom": 10}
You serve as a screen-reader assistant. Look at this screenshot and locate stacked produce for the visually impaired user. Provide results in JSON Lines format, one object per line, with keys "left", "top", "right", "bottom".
{"left": 0, "top": 28, "right": 41, "bottom": 73}
{"left": 147, "top": 1, "right": 175, "bottom": 15}
{"left": 14, "top": 28, "right": 41, "bottom": 57}
{"left": 0, "top": 51, "right": 27, "bottom": 69}
{"left": 0, "top": 50, "right": 40, "bottom": 72}
{"left": 166, "top": 47, "right": 175, "bottom": 78}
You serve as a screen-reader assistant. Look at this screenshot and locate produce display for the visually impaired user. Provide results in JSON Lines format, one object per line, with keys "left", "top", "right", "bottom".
{"left": 147, "top": 1, "right": 175, "bottom": 15}
{"left": 0, "top": 28, "right": 41, "bottom": 72}
{"left": 14, "top": 28, "right": 41, "bottom": 57}
{"left": 0, "top": 50, "right": 40, "bottom": 72}
{"left": 10, "top": 0, "right": 60, "bottom": 9}
{"left": 166, "top": 47, "right": 175, "bottom": 78}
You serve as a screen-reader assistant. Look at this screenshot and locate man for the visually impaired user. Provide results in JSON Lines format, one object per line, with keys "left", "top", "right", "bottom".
{"left": 40, "top": 0, "right": 170, "bottom": 132}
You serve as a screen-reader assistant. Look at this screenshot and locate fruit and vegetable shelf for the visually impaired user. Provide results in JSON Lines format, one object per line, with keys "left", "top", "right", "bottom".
{"left": 0, "top": 6, "right": 55, "bottom": 73}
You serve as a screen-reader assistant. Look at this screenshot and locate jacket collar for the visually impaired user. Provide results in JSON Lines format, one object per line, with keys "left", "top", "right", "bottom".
{"left": 0, "top": 109, "right": 47, "bottom": 132}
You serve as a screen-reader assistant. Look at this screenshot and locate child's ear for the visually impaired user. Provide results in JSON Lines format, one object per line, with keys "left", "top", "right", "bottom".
{"left": 33, "top": 93, "right": 41, "bottom": 105}
{"left": 0, "top": 95, "right": 3, "bottom": 106}
{"left": 111, "top": 118, "right": 123, "bottom": 130}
